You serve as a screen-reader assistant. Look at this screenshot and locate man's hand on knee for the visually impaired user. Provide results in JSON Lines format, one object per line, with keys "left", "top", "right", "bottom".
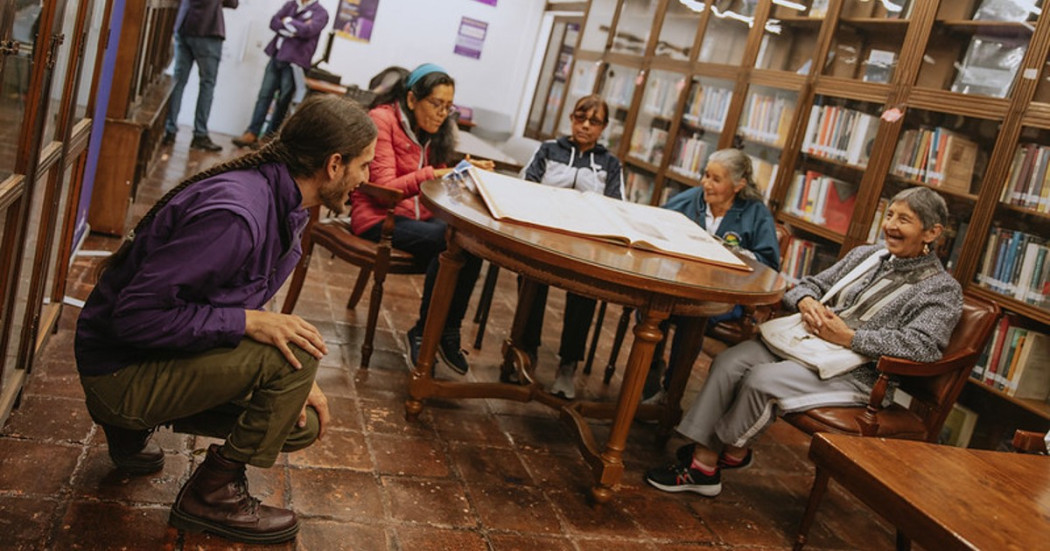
{"left": 244, "top": 310, "right": 328, "bottom": 368}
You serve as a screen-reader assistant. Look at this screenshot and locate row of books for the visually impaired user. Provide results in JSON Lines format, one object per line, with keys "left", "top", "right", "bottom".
{"left": 1000, "top": 142, "right": 1050, "bottom": 213}
{"left": 739, "top": 92, "right": 794, "bottom": 148}
{"left": 890, "top": 127, "right": 978, "bottom": 195}
{"left": 783, "top": 171, "right": 857, "bottom": 234}
{"left": 748, "top": 155, "right": 778, "bottom": 204}
{"left": 781, "top": 237, "right": 835, "bottom": 282}
{"left": 627, "top": 126, "right": 668, "bottom": 166}
{"left": 641, "top": 76, "right": 681, "bottom": 118}
{"left": 801, "top": 105, "right": 879, "bottom": 167}
{"left": 682, "top": 85, "right": 731, "bottom": 132}
{"left": 976, "top": 227, "right": 1050, "bottom": 307}
{"left": 971, "top": 316, "right": 1050, "bottom": 402}
{"left": 667, "top": 134, "right": 713, "bottom": 179}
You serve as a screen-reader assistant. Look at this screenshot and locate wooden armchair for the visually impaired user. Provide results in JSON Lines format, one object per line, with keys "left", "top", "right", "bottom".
{"left": 791, "top": 292, "right": 1001, "bottom": 550}
{"left": 783, "top": 292, "right": 1000, "bottom": 441}
{"left": 281, "top": 183, "right": 427, "bottom": 368}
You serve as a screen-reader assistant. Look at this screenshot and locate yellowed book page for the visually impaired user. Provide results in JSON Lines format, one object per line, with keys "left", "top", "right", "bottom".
{"left": 470, "top": 168, "right": 631, "bottom": 244}
{"left": 583, "top": 193, "right": 750, "bottom": 271}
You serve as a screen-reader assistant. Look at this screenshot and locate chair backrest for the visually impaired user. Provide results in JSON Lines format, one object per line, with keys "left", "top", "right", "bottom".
{"left": 896, "top": 292, "right": 1000, "bottom": 441}
{"left": 775, "top": 223, "right": 791, "bottom": 260}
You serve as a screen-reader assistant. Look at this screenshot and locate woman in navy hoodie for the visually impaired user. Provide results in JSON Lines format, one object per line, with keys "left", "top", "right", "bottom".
{"left": 518, "top": 94, "right": 624, "bottom": 399}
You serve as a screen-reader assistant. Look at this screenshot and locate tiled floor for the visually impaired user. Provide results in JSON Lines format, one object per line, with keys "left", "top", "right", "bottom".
{"left": 0, "top": 130, "right": 897, "bottom": 550}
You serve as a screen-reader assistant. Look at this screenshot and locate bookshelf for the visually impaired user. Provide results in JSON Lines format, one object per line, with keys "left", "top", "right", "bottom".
{"left": 557, "top": 0, "right": 1050, "bottom": 445}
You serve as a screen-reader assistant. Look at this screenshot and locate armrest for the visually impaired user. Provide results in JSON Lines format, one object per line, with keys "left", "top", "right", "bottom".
{"left": 359, "top": 183, "right": 404, "bottom": 208}
{"left": 874, "top": 349, "right": 980, "bottom": 378}
{"left": 1012, "top": 430, "right": 1048, "bottom": 453}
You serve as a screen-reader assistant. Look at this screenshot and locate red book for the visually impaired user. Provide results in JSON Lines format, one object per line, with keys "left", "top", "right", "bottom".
{"left": 823, "top": 179, "right": 858, "bottom": 234}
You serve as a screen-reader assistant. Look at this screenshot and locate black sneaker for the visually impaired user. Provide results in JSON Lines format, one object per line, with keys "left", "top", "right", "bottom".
{"left": 161, "top": 131, "right": 176, "bottom": 146}
{"left": 645, "top": 461, "right": 721, "bottom": 496}
{"left": 190, "top": 135, "right": 222, "bottom": 152}
{"left": 405, "top": 326, "right": 422, "bottom": 367}
{"left": 674, "top": 444, "right": 753, "bottom": 471}
{"left": 438, "top": 330, "right": 469, "bottom": 375}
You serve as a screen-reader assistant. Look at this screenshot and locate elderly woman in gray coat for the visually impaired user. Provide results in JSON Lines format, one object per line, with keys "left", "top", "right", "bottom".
{"left": 645, "top": 186, "right": 963, "bottom": 497}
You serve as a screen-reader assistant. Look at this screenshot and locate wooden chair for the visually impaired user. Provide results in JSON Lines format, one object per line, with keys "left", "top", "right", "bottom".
{"left": 792, "top": 291, "right": 1001, "bottom": 550}
{"left": 281, "top": 183, "right": 427, "bottom": 368}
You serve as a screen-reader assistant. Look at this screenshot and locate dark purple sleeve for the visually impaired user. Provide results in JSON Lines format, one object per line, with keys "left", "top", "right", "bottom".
{"left": 108, "top": 210, "right": 255, "bottom": 351}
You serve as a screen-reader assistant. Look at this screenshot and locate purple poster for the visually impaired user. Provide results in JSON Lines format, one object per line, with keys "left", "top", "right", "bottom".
{"left": 454, "top": 17, "right": 488, "bottom": 59}
{"left": 334, "top": 0, "right": 379, "bottom": 42}
{"left": 474, "top": 0, "right": 497, "bottom": 5}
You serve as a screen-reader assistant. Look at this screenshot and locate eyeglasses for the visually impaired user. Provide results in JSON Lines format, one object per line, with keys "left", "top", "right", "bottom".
{"left": 422, "top": 97, "right": 458, "bottom": 116}
{"left": 570, "top": 113, "right": 606, "bottom": 126}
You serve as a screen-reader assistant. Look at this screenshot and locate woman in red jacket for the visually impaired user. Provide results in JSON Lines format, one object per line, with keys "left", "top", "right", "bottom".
{"left": 349, "top": 63, "right": 491, "bottom": 375}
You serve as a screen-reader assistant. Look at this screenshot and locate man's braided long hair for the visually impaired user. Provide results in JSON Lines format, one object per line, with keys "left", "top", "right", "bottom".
{"left": 96, "top": 95, "right": 377, "bottom": 278}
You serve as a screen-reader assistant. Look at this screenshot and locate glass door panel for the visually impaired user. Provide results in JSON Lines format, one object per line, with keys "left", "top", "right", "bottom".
{"left": 627, "top": 69, "right": 683, "bottom": 168}
{"left": 611, "top": 0, "right": 659, "bottom": 56}
{"left": 579, "top": 0, "right": 618, "bottom": 52}
{"left": 822, "top": 0, "right": 912, "bottom": 81}
{"left": 655, "top": 0, "right": 704, "bottom": 61}
{"left": 597, "top": 62, "right": 639, "bottom": 153}
{"left": 757, "top": 1, "right": 822, "bottom": 74}
{"left": 40, "top": 0, "right": 74, "bottom": 148}
{"left": 697, "top": 0, "right": 756, "bottom": 66}
{"left": 74, "top": 0, "right": 106, "bottom": 122}
{"left": 0, "top": 2, "right": 39, "bottom": 180}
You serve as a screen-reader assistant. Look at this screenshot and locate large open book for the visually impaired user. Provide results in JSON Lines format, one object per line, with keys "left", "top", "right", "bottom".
{"left": 461, "top": 167, "right": 751, "bottom": 271}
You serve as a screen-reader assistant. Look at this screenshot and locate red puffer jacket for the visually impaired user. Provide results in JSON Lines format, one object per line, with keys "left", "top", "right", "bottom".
{"left": 349, "top": 103, "right": 445, "bottom": 235}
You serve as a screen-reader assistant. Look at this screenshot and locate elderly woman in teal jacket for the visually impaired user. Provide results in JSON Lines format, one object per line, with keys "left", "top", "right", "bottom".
{"left": 645, "top": 148, "right": 781, "bottom": 403}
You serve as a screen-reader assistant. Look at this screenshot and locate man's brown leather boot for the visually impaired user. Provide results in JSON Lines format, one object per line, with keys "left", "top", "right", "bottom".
{"left": 99, "top": 423, "right": 165, "bottom": 474}
{"left": 169, "top": 444, "right": 299, "bottom": 544}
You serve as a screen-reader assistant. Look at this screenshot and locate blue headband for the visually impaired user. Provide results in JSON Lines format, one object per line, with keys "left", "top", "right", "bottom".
{"left": 406, "top": 63, "right": 447, "bottom": 88}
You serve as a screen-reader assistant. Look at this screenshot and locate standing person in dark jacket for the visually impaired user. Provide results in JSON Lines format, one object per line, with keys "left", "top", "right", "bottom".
{"left": 233, "top": 0, "right": 329, "bottom": 149}
{"left": 76, "top": 96, "right": 377, "bottom": 544}
{"left": 164, "top": 0, "right": 238, "bottom": 152}
{"left": 517, "top": 94, "right": 624, "bottom": 399}
{"left": 643, "top": 148, "right": 781, "bottom": 404}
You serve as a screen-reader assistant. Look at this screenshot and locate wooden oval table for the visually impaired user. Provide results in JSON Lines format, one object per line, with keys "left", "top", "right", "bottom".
{"left": 404, "top": 179, "right": 786, "bottom": 503}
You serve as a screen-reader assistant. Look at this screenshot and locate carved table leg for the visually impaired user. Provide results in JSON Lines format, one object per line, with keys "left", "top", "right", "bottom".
{"left": 591, "top": 301, "right": 669, "bottom": 502}
{"left": 406, "top": 234, "right": 466, "bottom": 421}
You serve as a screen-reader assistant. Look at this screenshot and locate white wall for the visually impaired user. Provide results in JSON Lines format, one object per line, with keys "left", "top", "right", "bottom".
{"left": 172, "top": 0, "right": 550, "bottom": 138}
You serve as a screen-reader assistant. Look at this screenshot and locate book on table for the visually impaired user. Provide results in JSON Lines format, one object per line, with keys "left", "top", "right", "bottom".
{"left": 461, "top": 167, "right": 752, "bottom": 271}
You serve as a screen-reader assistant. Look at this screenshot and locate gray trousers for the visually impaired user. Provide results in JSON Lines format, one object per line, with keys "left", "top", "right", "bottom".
{"left": 81, "top": 340, "right": 319, "bottom": 468}
{"left": 677, "top": 339, "right": 871, "bottom": 452}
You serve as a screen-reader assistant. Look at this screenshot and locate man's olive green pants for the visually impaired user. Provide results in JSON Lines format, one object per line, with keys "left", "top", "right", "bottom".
{"left": 80, "top": 340, "right": 319, "bottom": 468}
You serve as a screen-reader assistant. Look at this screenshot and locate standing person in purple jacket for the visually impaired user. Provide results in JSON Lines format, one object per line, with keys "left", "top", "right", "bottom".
{"left": 76, "top": 96, "right": 377, "bottom": 544}
{"left": 233, "top": 0, "right": 329, "bottom": 149}
{"left": 164, "top": 0, "right": 239, "bottom": 152}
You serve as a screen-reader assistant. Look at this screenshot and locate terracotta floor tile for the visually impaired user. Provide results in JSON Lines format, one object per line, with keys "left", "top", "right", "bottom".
{"left": 0, "top": 440, "right": 80, "bottom": 495}
{"left": 1, "top": 395, "right": 94, "bottom": 443}
{"left": 430, "top": 408, "right": 514, "bottom": 447}
{"left": 53, "top": 501, "right": 176, "bottom": 550}
{"left": 369, "top": 433, "right": 451, "bottom": 478}
{"left": 288, "top": 468, "right": 383, "bottom": 521}
{"left": 298, "top": 519, "right": 390, "bottom": 550}
{"left": 486, "top": 532, "right": 575, "bottom": 551}
{"left": 380, "top": 477, "right": 475, "bottom": 527}
{"left": 71, "top": 446, "right": 189, "bottom": 503}
{"left": 288, "top": 429, "right": 372, "bottom": 471}
{"left": 545, "top": 489, "right": 640, "bottom": 537}
{"left": 0, "top": 495, "right": 61, "bottom": 549}
{"left": 447, "top": 441, "right": 532, "bottom": 486}
{"left": 465, "top": 483, "right": 562, "bottom": 534}
{"left": 392, "top": 525, "right": 488, "bottom": 551}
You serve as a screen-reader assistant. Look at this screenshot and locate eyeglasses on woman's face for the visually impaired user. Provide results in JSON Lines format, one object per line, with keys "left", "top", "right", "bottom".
{"left": 570, "top": 112, "right": 606, "bottom": 126}
{"left": 423, "top": 96, "right": 458, "bottom": 117}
